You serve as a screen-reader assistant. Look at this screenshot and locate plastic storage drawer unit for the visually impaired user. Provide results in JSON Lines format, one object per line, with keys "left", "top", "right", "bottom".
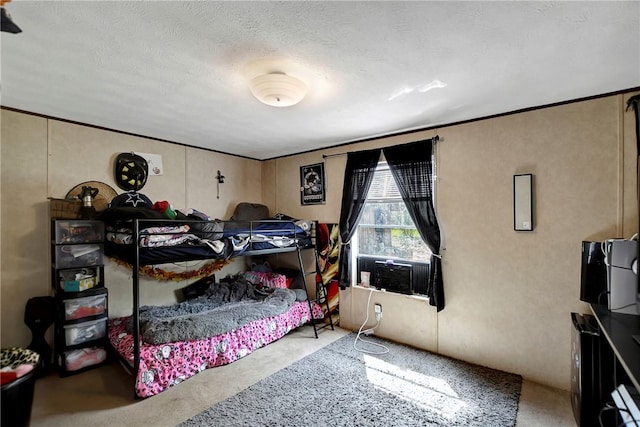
{"left": 54, "top": 244, "right": 103, "bottom": 269}
{"left": 58, "top": 267, "right": 100, "bottom": 292}
{"left": 53, "top": 220, "right": 104, "bottom": 244}
{"left": 64, "top": 317, "right": 107, "bottom": 346}
{"left": 61, "top": 347, "right": 107, "bottom": 371}
{"left": 63, "top": 293, "right": 107, "bottom": 321}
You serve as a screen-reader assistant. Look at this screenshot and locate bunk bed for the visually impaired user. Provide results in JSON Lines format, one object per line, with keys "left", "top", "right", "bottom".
{"left": 100, "top": 207, "right": 334, "bottom": 398}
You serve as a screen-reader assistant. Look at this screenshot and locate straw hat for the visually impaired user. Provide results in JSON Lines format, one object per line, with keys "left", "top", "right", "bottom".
{"left": 65, "top": 181, "right": 118, "bottom": 212}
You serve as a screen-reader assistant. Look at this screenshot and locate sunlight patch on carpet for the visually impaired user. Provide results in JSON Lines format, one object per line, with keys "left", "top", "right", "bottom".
{"left": 364, "top": 354, "right": 468, "bottom": 420}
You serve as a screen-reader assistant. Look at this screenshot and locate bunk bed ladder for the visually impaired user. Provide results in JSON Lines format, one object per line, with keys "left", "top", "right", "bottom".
{"left": 297, "top": 246, "right": 335, "bottom": 338}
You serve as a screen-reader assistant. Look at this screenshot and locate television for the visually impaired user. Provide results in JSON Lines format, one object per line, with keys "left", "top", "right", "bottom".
{"left": 580, "top": 241, "right": 608, "bottom": 305}
{"left": 374, "top": 260, "right": 413, "bottom": 295}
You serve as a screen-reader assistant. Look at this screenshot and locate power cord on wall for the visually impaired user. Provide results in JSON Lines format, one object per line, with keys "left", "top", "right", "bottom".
{"left": 353, "top": 288, "right": 389, "bottom": 355}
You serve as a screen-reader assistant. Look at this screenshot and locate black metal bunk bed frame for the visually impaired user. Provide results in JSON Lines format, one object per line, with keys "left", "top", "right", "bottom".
{"left": 115, "top": 218, "right": 335, "bottom": 382}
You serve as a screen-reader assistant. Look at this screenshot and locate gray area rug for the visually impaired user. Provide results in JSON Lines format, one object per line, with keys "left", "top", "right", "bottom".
{"left": 179, "top": 333, "right": 522, "bottom": 427}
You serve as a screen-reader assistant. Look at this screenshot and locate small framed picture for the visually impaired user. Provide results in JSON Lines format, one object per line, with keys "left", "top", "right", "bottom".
{"left": 300, "top": 163, "right": 326, "bottom": 205}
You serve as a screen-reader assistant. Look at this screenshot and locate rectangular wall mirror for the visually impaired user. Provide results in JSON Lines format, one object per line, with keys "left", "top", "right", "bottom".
{"left": 514, "top": 174, "right": 534, "bottom": 231}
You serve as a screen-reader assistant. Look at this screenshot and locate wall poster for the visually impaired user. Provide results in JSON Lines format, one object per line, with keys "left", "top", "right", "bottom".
{"left": 300, "top": 162, "right": 326, "bottom": 205}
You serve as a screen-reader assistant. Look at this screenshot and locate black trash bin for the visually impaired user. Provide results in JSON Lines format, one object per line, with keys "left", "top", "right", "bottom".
{"left": 1, "top": 348, "right": 40, "bottom": 427}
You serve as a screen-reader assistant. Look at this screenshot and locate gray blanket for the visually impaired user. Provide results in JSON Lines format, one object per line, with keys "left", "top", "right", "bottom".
{"left": 128, "top": 280, "right": 298, "bottom": 345}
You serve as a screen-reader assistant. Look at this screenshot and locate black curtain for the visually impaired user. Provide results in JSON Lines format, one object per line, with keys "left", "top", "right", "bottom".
{"left": 337, "top": 149, "right": 382, "bottom": 289}
{"left": 383, "top": 138, "right": 444, "bottom": 311}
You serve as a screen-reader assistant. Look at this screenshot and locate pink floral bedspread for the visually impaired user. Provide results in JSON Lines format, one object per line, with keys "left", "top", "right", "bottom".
{"left": 109, "top": 301, "right": 324, "bottom": 397}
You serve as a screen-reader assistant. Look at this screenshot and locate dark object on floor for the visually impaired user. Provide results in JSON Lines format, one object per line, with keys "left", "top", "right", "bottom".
{"left": 24, "top": 296, "right": 56, "bottom": 375}
{"left": 1, "top": 349, "right": 39, "bottom": 427}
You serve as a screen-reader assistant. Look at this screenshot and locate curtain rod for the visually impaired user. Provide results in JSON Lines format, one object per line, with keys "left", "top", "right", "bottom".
{"left": 322, "top": 135, "right": 441, "bottom": 159}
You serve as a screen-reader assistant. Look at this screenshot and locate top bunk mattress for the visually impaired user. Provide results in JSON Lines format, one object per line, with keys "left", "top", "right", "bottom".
{"left": 99, "top": 208, "right": 314, "bottom": 265}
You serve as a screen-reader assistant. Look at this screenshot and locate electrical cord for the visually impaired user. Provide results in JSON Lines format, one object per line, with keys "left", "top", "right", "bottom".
{"left": 601, "top": 240, "right": 610, "bottom": 267}
{"left": 353, "top": 288, "right": 389, "bottom": 355}
{"left": 609, "top": 302, "right": 640, "bottom": 311}
{"left": 601, "top": 234, "right": 639, "bottom": 268}
{"left": 599, "top": 400, "right": 640, "bottom": 427}
{"left": 597, "top": 290, "right": 610, "bottom": 306}
{"left": 599, "top": 402, "right": 618, "bottom": 427}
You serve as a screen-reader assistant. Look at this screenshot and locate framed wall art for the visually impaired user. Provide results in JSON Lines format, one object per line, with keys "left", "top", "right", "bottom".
{"left": 300, "top": 163, "right": 326, "bottom": 205}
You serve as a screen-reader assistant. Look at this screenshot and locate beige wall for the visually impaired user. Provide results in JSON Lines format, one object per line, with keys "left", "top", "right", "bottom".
{"left": 265, "top": 91, "right": 639, "bottom": 391}
{"left": 1, "top": 112, "right": 49, "bottom": 350}
{"left": 1, "top": 110, "right": 262, "bottom": 346}
{"left": 1, "top": 90, "right": 637, "bottom": 391}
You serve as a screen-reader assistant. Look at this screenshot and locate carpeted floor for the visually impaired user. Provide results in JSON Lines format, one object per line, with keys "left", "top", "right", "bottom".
{"left": 180, "top": 333, "right": 522, "bottom": 427}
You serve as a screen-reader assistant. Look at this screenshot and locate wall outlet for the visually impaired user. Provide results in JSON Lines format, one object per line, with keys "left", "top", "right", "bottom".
{"left": 374, "top": 303, "right": 382, "bottom": 320}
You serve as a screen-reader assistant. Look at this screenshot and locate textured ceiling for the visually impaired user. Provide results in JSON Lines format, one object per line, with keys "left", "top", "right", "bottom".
{"left": 1, "top": 1, "right": 638, "bottom": 160}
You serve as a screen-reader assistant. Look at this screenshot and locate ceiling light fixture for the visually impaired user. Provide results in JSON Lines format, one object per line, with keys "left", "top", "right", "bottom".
{"left": 249, "top": 72, "right": 308, "bottom": 107}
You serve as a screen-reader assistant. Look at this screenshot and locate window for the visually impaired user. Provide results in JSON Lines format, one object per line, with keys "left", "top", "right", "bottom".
{"left": 354, "top": 162, "right": 432, "bottom": 263}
